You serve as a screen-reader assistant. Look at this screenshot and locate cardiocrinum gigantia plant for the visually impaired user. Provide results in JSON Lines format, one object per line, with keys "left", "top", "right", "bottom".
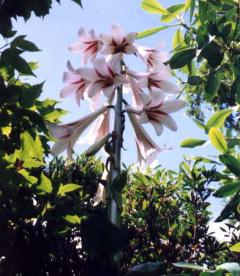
{"left": 47, "top": 24, "right": 184, "bottom": 270}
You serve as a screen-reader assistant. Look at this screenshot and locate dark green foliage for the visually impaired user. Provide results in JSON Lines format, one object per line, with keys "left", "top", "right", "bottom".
{"left": 120, "top": 163, "right": 229, "bottom": 275}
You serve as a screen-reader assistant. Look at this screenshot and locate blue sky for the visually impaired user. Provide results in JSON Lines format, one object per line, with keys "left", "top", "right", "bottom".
{"left": 12, "top": 0, "right": 219, "bottom": 170}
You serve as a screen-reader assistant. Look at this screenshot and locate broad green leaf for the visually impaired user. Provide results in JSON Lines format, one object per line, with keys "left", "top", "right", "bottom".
{"left": 217, "top": 263, "right": 240, "bottom": 276}
{"left": 64, "top": 214, "right": 81, "bottom": 224}
{"left": 180, "top": 138, "right": 207, "bottom": 148}
{"left": 37, "top": 173, "right": 52, "bottom": 194}
{"left": 19, "top": 131, "right": 36, "bottom": 160}
{"left": 173, "top": 262, "right": 205, "bottom": 271}
{"left": 230, "top": 242, "right": 240, "bottom": 252}
{"left": 205, "top": 71, "right": 221, "bottom": 101}
{"left": 137, "top": 25, "right": 170, "bottom": 39}
{"left": 161, "top": 3, "right": 185, "bottom": 23}
{"left": 57, "top": 183, "right": 81, "bottom": 196}
{"left": 209, "top": 128, "right": 228, "bottom": 153}
{"left": 12, "top": 35, "right": 40, "bottom": 52}
{"left": 141, "top": 0, "right": 168, "bottom": 14}
{"left": 214, "top": 180, "right": 240, "bottom": 197}
{"left": 219, "top": 154, "right": 240, "bottom": 177}
{"left": 18, "top": 169, "right": 38, "bottom": 184}
{"left": 169, "top": 48, "right": 196, "bottom": 69}
{"left": 173, "top": 28, "right": 185, "bottom": 49}
{"left": 206, "top": 109, "right": 232, "bottom": 130}
{"left": 43, "top": 109, "right": 68, "bottom": 122}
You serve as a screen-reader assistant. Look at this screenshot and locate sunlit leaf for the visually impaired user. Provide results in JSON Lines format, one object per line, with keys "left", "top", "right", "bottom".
{"left": 173, "top": 262, "right": 205, "bottom": 271}
{"left": 137, "top": 25, "right": 170, "bottom": 39}
{"left": 219, "top": 154, "right": 240, "bottom": 177}
{"left": 57, "top": 183, "right": 81, "bottom": 196}
{"left": 161, "top": 3, "right": 185, "bottom": 23}
{"left": 217, "top": 263, "right": 240, "bottom": 276}
{"left": 214, "top": 180, "right": 240, "bottom": 198}
{"left": 64, "top": 214, "right": 81, "bottom": 224}
{"left": 230, "top": 242, "right": 240, "bottom": 253}
{"left": 206, "top": 109, "right": 232, "bottom": 130}
{"left": 173, "top": 28, "right": 185, "bottom": 49}
{"left": 37, "top": 173, "right": 52, "bottom": 194}
{"left": 180, "top": 138, "right": 207, "bottom": 148}
{"left": 141, "top": 0, "right": 168, "bottom": 15}
{"left": 209, "top": 128, "right": 228, "bottom": 153}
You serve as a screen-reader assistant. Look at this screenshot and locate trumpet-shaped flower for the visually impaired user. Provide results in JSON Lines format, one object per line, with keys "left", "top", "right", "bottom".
{"left": 130, "top": 93, "right": 185, "bottom": 136}
{"left": 47, "top": 106, "right": 107, "bottom": 160}
{"left": 138, "top": 66, "right": 180, "bottom": 94}
{"left": 137, "top": 45, "right": 168, "bottom": 70}
{"left": 100, "top": 25, "right": 137, "bottom": 55}
{"left": 68, "top": 28, "right": 102, "bottom": 64}
{"left": 79, "top": 53, "right": 127, "bottom": 99}
{"left": 60, "top": 61, "right": 90, "bottom": 106}
{"left": 128, "top": 112, "right": 162, "bottom": 167}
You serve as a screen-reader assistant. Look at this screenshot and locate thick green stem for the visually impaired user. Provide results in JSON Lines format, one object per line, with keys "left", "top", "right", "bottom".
{"left": 106, "top": 84, "right": 123, "bottom": 274}
{"left": 108, "top": 84, "right": 122, "bottom": 225}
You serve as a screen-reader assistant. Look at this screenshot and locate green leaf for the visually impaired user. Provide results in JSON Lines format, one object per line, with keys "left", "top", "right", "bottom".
{"left": 161, "top": 3, "right": 185, "bottom": 23}
{"left": 214, "top": 180, "right": 240, "bottom": 197}
{"left": 219, "top": 154, "right": 240, "bottom": 177}
{"left": 180, "top": 138, "right": 207, "bottom": 148}
{"left": 141, "top": 0, "right": 168, "bottom": 14}
{"left": 64, "top": 214, "right": 81, "bottom": 224}
{"left": 173, "top": 262, "right": 205, "bottom": 271}
{"left": 11, "top": 35, "right": 40, "bottom": 52}
{"left": 192, "top": 119, "right": 205, "bottom": 129}
{"left": 184, "top": 0, "right": 191, "bottom": 10}
{"left": 205, "top": 71, "right": 221, "bottom": 101}
{"left": 37, "top": 173, "right": 53, "bottom": 194}
{"left": 18, "top": 169, "right": 38, "bottom": 184}
{"left": 173, "top": 28, "right": 185, "bottom": 49}
{"left": 169, "top": 48, "right": 196, "bottom": 69}
{"left": 230, "top": 242, "right": 240, "bottom": 252}
{"left": 137, "top": 25, "right": 170, "bottom": 39}
{"left": 200, "top": 272, "right": 223, "bottom": 276}
{"left": 57, "top": 183, "right": 81, "bottom": 196}
{"left": 209, "top": 128, "right": 228, "bottom": 153}
{"left": 71, "top": 0, "right": 83, "bottom": 8}
{"left": 217, "top": 263, "right": 240, "bottom": 276}
{"left": 201, "top": 41, "right": 224, "bottom": 68}
{"left": 206, "top": 109, "right": 232, "bottom": 130}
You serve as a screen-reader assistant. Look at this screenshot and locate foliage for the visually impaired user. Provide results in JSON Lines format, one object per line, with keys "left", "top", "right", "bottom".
{"left": 120, "top": 163, "right": 229, "bottom": 275}
{"left": 141, "top": 0, "right": 240, "bottom": 131}
{"left": 0, "top": 156, "right": 103, "bottom": 275}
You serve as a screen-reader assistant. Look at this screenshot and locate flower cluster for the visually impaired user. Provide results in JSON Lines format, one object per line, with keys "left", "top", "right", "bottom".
{"left": 48, "top": 25, "right": 184, "bottom": 167}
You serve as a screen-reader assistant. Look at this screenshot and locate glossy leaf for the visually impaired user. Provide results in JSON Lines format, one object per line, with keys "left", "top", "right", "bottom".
{"left": 205, "top": 71, "right": 221, "bottom": 101}
{"left": 169, "top": 48, "right": 196, "bottom": 69}
{"left": 214, "top": 180, "right": 240, "bottom": 198}
{"left": 137, "top": 25, "right": 170, "bottom": 39}
{"left": 161, "top": 3, "right": 185, "bottom": 23}
{"left": 206, "top": 109, "right": 232, "bottom": 130}
{"left": 141, "top": 0, "right": 168, "bottom": 14}
{"left": 209, "top": 128, "right": 228, "bottom": 153}
{"left": 219, "top": 154, "right": 240, "bottom": 177}
{"left": 180, "top": 138, "right": 207, "bottom": 148}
